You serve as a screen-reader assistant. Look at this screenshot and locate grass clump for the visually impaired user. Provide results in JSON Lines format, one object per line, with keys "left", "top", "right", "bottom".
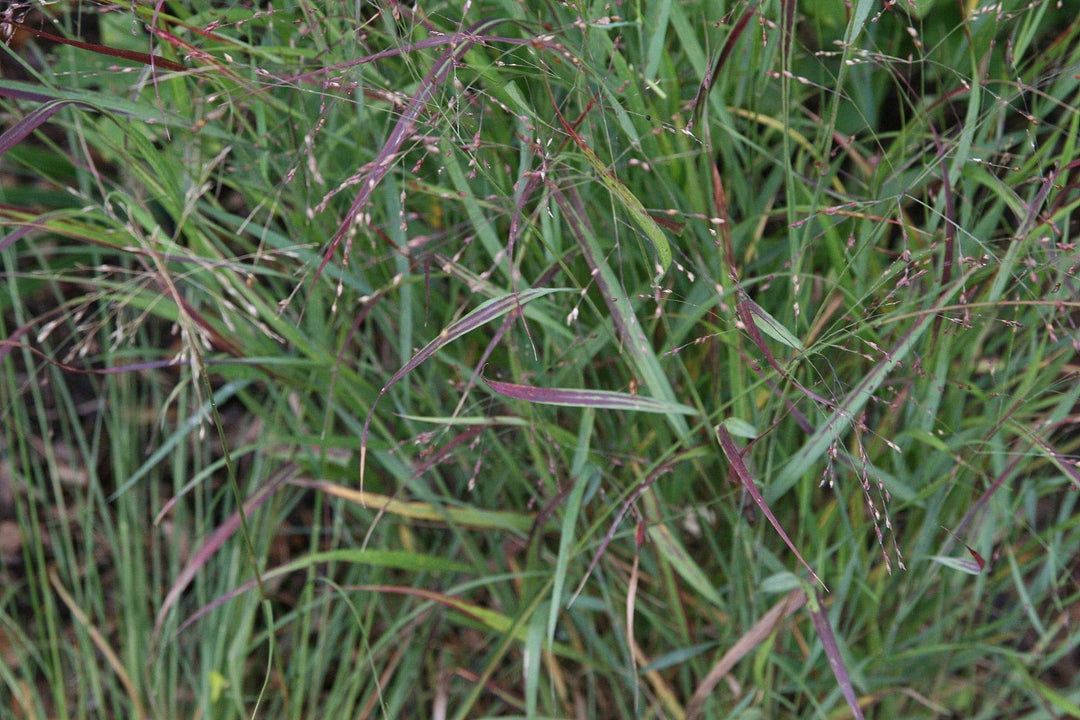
{"left": 1, "top": 0, "right": 1078, "bottom": 717}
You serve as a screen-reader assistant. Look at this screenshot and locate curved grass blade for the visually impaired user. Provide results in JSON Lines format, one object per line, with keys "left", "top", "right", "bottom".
{"left": 686, "top": 589, "right": 806, "bottom": 719}
{"left": 5, "top": 21, "right": 186, "bottom": 72}
{"left": 928, "top": 555, "right": 984, "bottom": 575}
{"left": 292, "top": 479, "right": 534, "bottom": 533}
{"left": 715, "top": 425, "right": 824, "bottom": 588}
{"left": 0, "top": 99, "right": 94, "bottom": 158}
{"left": 484, "top": 375, "right": 698, "bottom": 415}
{"left": 360, "top": 288, "right": 570, "bottom": 488}
{"left": 0, "top": 79, "right": 188, "bottom": 125}
{"left": 806, "top": 588, "right": 866, "bottom": 720}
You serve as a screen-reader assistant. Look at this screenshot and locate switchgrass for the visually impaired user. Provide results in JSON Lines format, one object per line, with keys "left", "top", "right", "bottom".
{"left": 1, "top": 0, "right": 1078, "bottom": 717}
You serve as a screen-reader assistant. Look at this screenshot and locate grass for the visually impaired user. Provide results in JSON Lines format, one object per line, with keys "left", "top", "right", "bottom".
{"left": 1, "top": 0, "right": 1078, "bottom": 717}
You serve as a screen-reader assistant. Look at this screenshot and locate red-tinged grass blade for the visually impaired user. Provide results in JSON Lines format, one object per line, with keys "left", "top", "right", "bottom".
{"left": 685, "top": 589, "right": 807, "bottom": 719}
{"left": 887, "top": 65, "right": 962, "bottom": 304}
{"left": 737, "top": 347, "right": 817, "bottom": 434}
{"left": 314, "top": 19, "right": 505, "bottom": 286}
{"left": 689, "top": 6, "right": 756, "bottom": 128}
{"left": 736, "top": 300, "right": 800, "bottom": 375}
{"left": 396, "top": 414, "right": 533, "bottom": 427}
{"left": 0, "top": 338, "right": 186, "bottom": 376}
{"left": 154, "top": 465, "right": 295, "bottom": 638}
{"left": 147, "top": 24, "right": 225, "bottom": 70}
{"left": 0, "top": 84, "right": 58, "bottom": 103}
{"left": 959, "top": 533, "right": 989, "bottom": 569}
{"left": 176, "top": 550, "right": 473, "bottom": 634}
{"left": 805, "top": 589, "right": 867, "bottom": 720}
{"left": 743, "top": 297, "right": 816, "bottom": 388}
{"left": 931, "top": 526, "right": 986, "bottom": 575}
{"left": 0, "top": 221, "right": 42, "bottom": 255}
{"left": 291, "top": 479, "right": 534, "bottom": 533}
{"left": 0, "top": 99, "right": 94, "bottom": 158}
{"left": 648, "top": 213, "right": 685, "bottom": 235}
{"left": 359, "top": 288, "right": 570, "bottom": 488}
{"left": 933, "top": 130, "right": 957, "bottom": 296}
{"left": 0, "top": 80, "right": 188, "bottom": 125}
{"left": 483, "top": 375, "right": 698, "bottom": 415}
{"left": 715, "top": 426, "right": 825, "bottom": 588}
{"left": 552, "top": 105, "right": 672, "bottom": 280}
{"left": 6, "top": 21, "right": 186, "bottom": 73}
{"left": 928, "top": 554, "right": 984, "bottom": 575}
{"left": 711, "top": 162, "right": 739, "bottom": 283}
